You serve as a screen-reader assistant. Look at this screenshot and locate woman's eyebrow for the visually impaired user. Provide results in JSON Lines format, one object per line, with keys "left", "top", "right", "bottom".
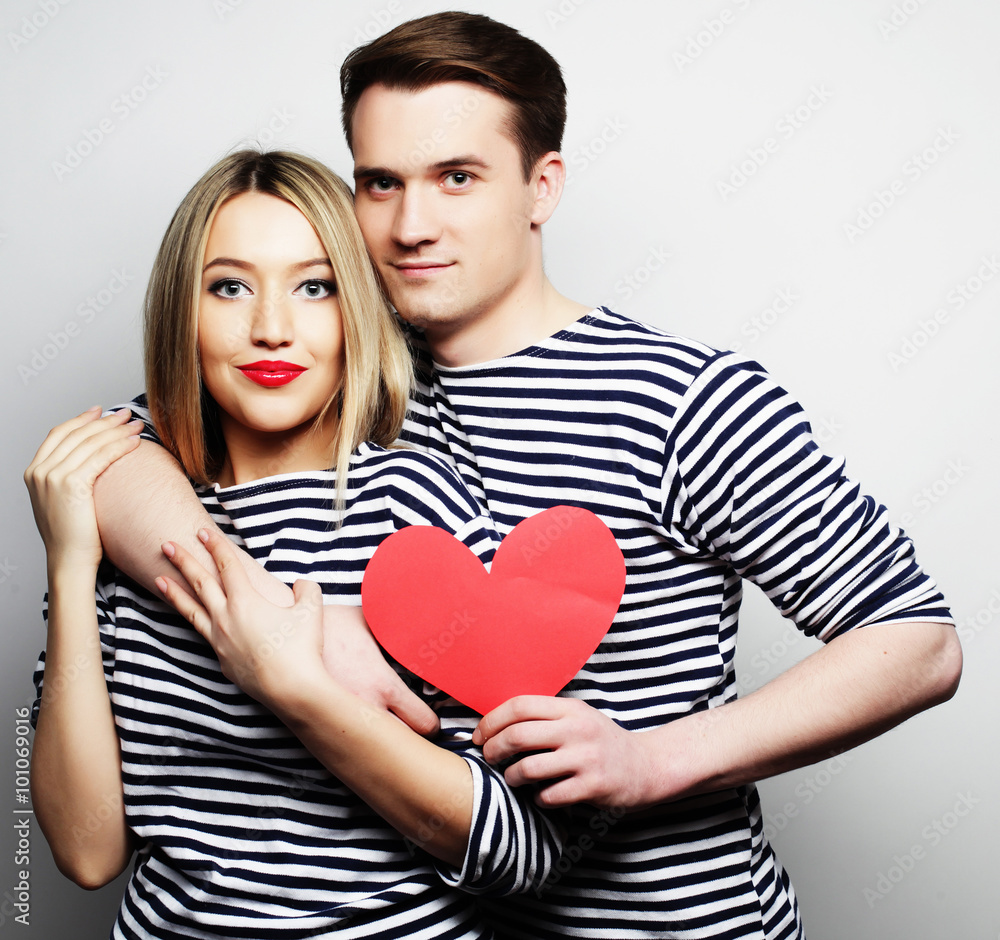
{"left": 202, "top": 257, "right": 332, "bottom": 274}
{"left": 203, "top": 256, "right": 253, "bottom": 273}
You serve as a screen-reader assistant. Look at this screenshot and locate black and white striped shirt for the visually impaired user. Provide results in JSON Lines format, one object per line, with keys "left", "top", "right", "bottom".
{"left": 34, "top": 438, "right": 567, "bottom": 939}
{"left": 401, "top": 307, "right": 953, "bottom": 940}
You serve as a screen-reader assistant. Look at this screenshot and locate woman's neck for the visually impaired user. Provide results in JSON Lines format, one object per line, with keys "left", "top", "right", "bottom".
{"left": 215, "top": 416, "right": 339, "bottom": 487}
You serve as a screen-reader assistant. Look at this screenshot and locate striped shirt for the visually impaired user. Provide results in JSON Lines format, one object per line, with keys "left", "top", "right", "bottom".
{"left": 33, "top": 436, "right": 567, "bottom": 939}
{"left": 401, "top": 307, "right": 953, "bottom": 940}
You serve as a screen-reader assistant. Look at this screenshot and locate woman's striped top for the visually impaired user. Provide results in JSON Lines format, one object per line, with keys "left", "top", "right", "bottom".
{"left": 33, "top": 437, "right": 567, "bottom": 939}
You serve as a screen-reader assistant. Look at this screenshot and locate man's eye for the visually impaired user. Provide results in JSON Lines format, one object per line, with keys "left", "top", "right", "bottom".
{"left": 208, "top": 278, "right": 250, "bottom": 298}
{"left": 446, "top": 172, "right": 471, "bottom": 187}
{"left": 369, "top": 177, "right": 397, "bottom": 193}
{"left": 296, "top": 279, "right": 336, "bottom": 299}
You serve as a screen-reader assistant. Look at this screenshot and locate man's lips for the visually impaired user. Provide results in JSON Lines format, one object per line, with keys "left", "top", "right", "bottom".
{"left": 236, "top": 361, "right": 306, "bottom": 388}
{"left": 391, "top": 261, "right": 454, "bottom": 279}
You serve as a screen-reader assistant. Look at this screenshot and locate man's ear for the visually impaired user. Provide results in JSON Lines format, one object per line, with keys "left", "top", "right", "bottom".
{"left": 529, "top": 151, "right": 566, "bottom": 226}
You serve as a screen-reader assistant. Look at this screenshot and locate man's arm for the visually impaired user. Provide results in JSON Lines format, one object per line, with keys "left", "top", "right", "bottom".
{"left": 94, "top": 439, "right": 291, "bottom": 602}
{"left": 474, "top": 619, "right": 962, "bottom": 808}
{"left": 92, "top": 438, "right": 438, "bottom": 734}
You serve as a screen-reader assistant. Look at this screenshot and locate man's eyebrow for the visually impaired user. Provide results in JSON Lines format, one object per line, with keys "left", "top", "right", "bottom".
{"left": 431, "top": 155, "right": 490, "bottom": 171}
{"left": 353, "top": 155, "right": 491, "bottom": 180}
{"left": 353, "top": 165, "right": 390, "bottom": 181}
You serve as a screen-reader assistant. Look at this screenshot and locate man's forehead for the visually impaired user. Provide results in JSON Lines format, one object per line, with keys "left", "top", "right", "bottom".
{"left": 350, "top": 81, "right": 515, "bottom": 172}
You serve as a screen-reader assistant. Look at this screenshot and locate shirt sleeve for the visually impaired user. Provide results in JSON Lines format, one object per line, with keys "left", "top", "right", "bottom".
{"left": 421, "top": 694, "right": 570, "bottom": 897}
{"left": 31, "top": 563, "right": 118, "bottom": 728}
{"left": 371, "top": 449, "right": 569, "bottom": 895}
{"left": 661, "top": 352, "right": 953, "bottom": 642}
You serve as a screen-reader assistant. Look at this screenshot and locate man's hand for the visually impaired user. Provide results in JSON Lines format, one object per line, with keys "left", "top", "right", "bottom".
{"left": 473, "top": 696, "right": 657, "bottom": 809}
{"left": 476, "top": 622, "right": 962, "bottom": 815}
{"left": 321, "top": 605, "right": 439, "bottom": 738}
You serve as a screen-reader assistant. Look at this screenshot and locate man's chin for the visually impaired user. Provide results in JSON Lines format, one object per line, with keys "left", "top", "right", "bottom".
{"left": 390, "top": 304, "right": 455, "bottom": 331}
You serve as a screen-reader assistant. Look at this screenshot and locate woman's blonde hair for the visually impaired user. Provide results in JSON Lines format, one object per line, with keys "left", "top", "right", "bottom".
{"left": 143, "top": 149, "right": 412, "bottom": 503}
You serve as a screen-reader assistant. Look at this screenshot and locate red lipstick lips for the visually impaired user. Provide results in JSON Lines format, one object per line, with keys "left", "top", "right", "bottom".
{"left": 237, "top": 360, "right": 306, "bottom": 388}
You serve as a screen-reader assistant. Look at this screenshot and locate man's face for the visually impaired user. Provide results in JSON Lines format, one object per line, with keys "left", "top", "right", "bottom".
{"left": 351, "top": 81, "right": 539, "bottom": 353}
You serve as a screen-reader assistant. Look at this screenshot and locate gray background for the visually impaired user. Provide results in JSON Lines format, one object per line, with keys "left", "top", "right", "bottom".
{"left": 2, "top": 0, "right": 997, "bottom": 937}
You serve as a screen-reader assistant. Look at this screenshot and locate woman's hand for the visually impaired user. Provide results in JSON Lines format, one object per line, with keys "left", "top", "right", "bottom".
{"left": 156, "top": 529, "right": 327, "bottom": 707}
{"left": 24, "top": 407, "right": 143, "bottom": 574}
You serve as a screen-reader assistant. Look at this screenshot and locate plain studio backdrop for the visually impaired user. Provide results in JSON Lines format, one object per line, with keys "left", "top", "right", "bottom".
{"left": 1, "top": 1, "right": 997, "bottom": 937}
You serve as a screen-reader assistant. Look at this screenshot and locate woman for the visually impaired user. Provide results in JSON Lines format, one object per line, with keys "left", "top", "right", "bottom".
{"left": 25, "top": 150, "right": 563, "bottom": 939}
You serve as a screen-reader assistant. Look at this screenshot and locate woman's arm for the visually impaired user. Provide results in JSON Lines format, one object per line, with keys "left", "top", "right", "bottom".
{"left": 158, "top": 531, "right": 475, "bottom": 865}
{"left": 25, "top": 408, "right": 140, "bottom": 888}
{"left": 32, "top": 571, "right": 133, "bottom": 888}
{"left": 94, "top": 436, "right": 438, "bottom": 735}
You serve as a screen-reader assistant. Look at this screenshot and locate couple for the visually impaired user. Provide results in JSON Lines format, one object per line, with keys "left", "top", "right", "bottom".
{"left": 26, "top": 11, "right": 960, "bottom": 940}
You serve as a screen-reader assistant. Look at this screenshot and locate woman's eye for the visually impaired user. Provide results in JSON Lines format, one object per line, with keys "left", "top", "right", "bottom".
{"left": 296, "top": 279, "right": 336, "bottom": 299}
{"left": 209, "top": 278, "right": 250, "bottom": 298}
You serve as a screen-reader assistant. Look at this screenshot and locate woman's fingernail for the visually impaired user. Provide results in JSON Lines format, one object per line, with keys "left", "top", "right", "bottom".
{"left": 161, "top": 542, "right": 175, "bottom": 558}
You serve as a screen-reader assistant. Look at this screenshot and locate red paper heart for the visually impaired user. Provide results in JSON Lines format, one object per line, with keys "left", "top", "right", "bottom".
{"left": 361, "top": 506, "right": 625, "bottom": 715}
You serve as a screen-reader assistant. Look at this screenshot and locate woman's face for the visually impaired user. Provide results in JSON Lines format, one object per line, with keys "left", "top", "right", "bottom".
{"left": 198, "top": 192, "right": 345, "bottom": 460}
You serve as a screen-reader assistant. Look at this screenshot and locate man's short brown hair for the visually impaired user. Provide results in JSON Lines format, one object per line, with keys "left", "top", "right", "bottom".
{"left": 340, "top": 11, "right": 566, "bottom": 181}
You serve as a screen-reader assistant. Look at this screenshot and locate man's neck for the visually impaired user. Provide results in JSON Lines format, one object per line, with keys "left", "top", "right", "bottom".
{"left": 427, "top": 280, "right": 591, "bottom": 368}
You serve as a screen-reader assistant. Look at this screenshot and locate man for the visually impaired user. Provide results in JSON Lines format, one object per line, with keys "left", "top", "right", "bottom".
{"left": 95, "top": 12, "right": 961, "bottom": 938}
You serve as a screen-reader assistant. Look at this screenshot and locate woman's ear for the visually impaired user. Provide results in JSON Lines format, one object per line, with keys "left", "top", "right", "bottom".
{"left": 529, "top": 151, "right": 566, "bottom": 226}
